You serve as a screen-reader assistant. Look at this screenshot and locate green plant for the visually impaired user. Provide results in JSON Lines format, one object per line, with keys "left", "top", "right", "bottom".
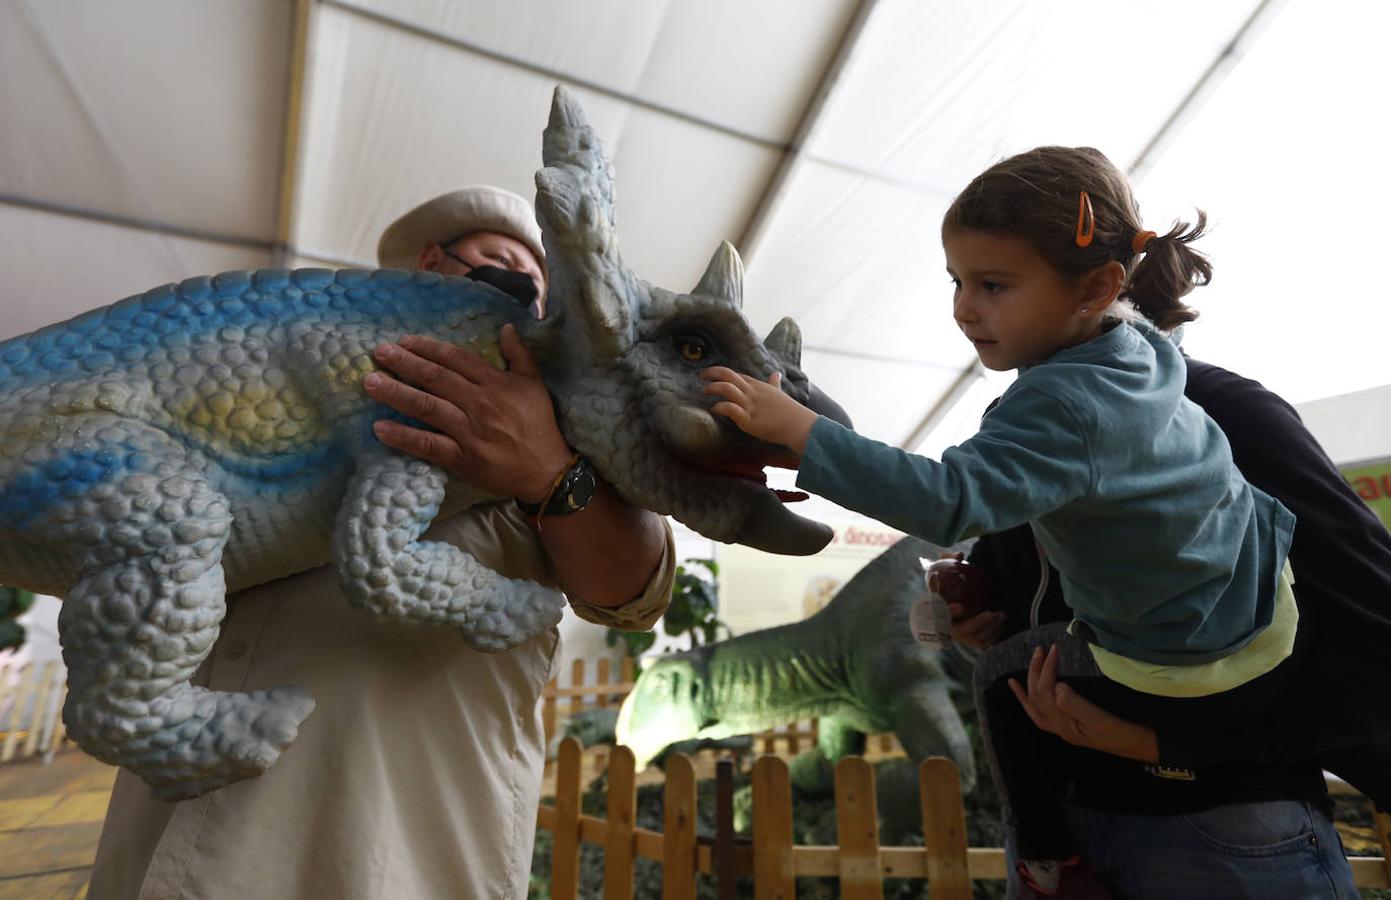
{"left": 607, "top": 558, "right": 729, "bottom": 658}
{"left": 663, "top": 559, "right": 728, "bottom": 648}
{"left": 605, "top": 621, "right": 657, "bottom": 658}
{"left": 0, "top": 587, "right": 36, "bottom": 653}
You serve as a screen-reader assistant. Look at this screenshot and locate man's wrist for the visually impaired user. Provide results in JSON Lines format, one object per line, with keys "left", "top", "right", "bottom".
{"left": 517, "top": 455, "right": 596, "bottom": 521}
{"left": 518, "top": 446, "right": 577, "bottom": 504}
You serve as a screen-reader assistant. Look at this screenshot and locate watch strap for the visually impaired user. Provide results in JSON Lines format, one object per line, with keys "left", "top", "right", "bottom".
{"left": 517, "top": 454, "right": 593, "bottom": 521}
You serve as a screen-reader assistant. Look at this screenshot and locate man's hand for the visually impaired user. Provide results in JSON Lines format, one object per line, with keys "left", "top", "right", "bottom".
{"left": 1008, "top": 644, "right": 1160, "bottom": 764}
{"left": 700, "top": 366, "right": 818, "bottom": 457}
{"left": 363, "top": 325, "right": 574, "bottom": 502}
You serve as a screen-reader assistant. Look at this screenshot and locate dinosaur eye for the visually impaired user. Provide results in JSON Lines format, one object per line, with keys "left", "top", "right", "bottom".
{"left": 676, "top": 335, "right": 711, "bottom": 364}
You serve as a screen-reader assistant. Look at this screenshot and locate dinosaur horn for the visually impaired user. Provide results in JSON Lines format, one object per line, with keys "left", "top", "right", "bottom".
{"left": 541, "top": 86, "right": 616, "bottom": 226}
{"left": 763, "top": 317, "right": 802, "bottom": 368}
{"left": 535, "top": 85, "right": 634, "bottom": 358}
{"left": 691, "top": 241, "right": 743, "bottom": 308}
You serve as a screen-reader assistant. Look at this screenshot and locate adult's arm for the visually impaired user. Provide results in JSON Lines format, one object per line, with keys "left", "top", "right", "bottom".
{"left": 363, "top": 328, "right": 671, "bottom": 616}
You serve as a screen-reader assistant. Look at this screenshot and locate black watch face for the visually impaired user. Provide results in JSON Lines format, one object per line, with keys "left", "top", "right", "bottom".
{"left": 566, "top": 469, "right": 596, "bottom": 511}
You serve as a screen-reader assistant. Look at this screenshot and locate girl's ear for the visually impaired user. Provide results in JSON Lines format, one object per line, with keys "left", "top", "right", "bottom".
{"left": 1079, "top": 261, "right": 1125, "bottom": 317}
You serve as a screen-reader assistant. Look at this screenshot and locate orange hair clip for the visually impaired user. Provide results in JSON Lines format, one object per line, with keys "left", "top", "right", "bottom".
{"left": 1075, "top": 191, "right": 1095, "bottom": 248}
{"left": 1132, "top": 229, "right": 1157, "bottom": 253}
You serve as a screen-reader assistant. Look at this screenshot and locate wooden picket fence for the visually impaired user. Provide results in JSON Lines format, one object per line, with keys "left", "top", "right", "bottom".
{"left": 0, "top": 660, "right": 72, "bottom": 764}
{"left": 543, "top": 656, "right": 637, "bottom": 746}
{"left": 539, "top": 737, "right": 1391, "bottom": 898}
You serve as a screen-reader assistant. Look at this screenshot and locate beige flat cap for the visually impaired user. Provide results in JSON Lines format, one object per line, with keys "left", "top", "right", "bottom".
{"left": 376, "top": 186, "right": 545, "bottom": 271}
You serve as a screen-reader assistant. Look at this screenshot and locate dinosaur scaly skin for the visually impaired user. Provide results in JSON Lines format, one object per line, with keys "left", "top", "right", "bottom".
{"left": 0, "top": 87, "right": 847, "bottom": 799}
{"left": 616, "top": 537, "right": 977, "bottom": 791}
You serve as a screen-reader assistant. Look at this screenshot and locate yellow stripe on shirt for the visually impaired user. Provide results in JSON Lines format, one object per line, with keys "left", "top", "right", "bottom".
{"left": 1084, "top": 562, "right": 1298, "bottom": 698}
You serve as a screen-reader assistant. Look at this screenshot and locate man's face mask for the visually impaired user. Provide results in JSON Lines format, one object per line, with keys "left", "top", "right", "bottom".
{"left": 460, "top": 264, "right": 543, "bottom": 319}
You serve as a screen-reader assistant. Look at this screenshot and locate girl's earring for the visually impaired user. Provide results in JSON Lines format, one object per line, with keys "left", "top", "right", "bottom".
{"left": 1080, "top": 305, "right": 1090, "bottom": 314}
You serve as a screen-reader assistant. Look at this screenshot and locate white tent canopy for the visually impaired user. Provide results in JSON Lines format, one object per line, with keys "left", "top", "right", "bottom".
{"left": 3, "top": 0, "right": 1388, "bottom": 455}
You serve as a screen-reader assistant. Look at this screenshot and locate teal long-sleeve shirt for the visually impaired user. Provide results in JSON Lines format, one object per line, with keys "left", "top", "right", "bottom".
{"left": 797, "top": 320, "right": 1295, "bottom": 666}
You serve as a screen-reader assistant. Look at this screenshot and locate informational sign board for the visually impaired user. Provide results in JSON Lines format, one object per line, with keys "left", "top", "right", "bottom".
{"left": 717, "top": 521, "right": 909, "bottom": 635}
{"left": 1343, "top": 457, "right": 1391, "bottom": 532}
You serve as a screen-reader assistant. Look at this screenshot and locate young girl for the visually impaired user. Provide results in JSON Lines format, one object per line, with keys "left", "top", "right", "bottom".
{"left": 702, "top": 147, "right": 1306, "bottom": 899}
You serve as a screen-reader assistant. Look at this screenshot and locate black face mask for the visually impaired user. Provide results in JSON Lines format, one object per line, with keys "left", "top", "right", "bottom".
{"left": 463, "top": 265, "right": 542, "bottom": 319}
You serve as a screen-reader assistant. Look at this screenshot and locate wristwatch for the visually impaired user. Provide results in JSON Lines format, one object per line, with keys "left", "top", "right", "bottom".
{"left": 516, "top": 456, "right": 597, "bottom": 520}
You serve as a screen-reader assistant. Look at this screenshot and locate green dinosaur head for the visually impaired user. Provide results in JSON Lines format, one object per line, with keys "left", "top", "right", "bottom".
{"left": 615, "top": 653, "right": 714, "bottom": 769}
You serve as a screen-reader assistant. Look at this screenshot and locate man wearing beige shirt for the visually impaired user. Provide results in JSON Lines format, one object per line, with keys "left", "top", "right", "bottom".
{"left": 89, "top": 186, "right": 675, "bottom": 900}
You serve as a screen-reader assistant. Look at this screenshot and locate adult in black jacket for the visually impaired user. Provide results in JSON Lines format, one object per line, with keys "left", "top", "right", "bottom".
{"left": 962, "top": 357, "right": 1390, "bottom": 897}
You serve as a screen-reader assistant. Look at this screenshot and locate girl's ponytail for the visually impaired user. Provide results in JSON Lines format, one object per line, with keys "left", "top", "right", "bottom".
{"left": 1122, "top": 213, "right": 1213, "bottom": 331}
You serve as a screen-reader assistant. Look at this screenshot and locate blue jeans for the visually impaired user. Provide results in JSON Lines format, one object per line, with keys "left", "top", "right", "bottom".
{"left": 1004, "top": 800, "right": 1360, "bottom": 899}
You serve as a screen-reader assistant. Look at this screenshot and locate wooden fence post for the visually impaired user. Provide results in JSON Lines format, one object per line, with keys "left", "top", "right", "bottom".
{"left": 41, "top": 685, "right": 68, "bottom": 761}
{"left": 920, "top": 757, "right": 971, "bottom": 900}
{"left": 21, "top": 661, "right": 58, "bottom": 758}
{"left": 834, "top": 757, "right": 883, "bottom": 900}
{"left": 1, "top": 663, "right": 37, "bottom": 762}
{"left": 0, "top": 662, "right": 11, "bottom": 723}
{"left": 620, "top": 655, "right": 635, "bottom": 686}
{"left": 552, "top": 737, "right": 584, "bottom": 900}
{"left": 715, "top": 757, "right": 738, "bottom": 900}
{"left": 570, "top": 659, "right": 587, "bottom": 718}
{"left": 663, "top": 753, "right": 699, "bottom": 900}
{"left": 752, "top": 756, "right": 795, "bottom": 900}
{"left": 1374, "top": 806, "right": 1391, "bottom": 887}
{"left": 596, "top": 658, "right": 612, "bottom": 709}
{"left": 603, "top": 745, "right": 636, "bottom": 900}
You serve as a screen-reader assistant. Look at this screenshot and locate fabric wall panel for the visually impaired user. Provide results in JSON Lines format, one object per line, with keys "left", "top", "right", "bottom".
{"left": 295, "top": 7, "right": 780, "bottom": 290}
{"left": 806, "top": 0, "right": 1257, "bottom": 193}
{"left": 338, "top": 0, "right": 855, "bottom": 143}
{"left": 742, "top": 159, "right": 973, "bottom": 370}
{"left": 0, "top": 205, "right": 271, "bottom": 341}
{"left": 0, "top": 0, "right": 290, "bottom": 241}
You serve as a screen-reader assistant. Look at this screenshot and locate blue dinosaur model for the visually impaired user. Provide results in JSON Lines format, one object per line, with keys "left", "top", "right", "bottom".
{"left": 0, "top": 87, "right": 848, "bottom": 799}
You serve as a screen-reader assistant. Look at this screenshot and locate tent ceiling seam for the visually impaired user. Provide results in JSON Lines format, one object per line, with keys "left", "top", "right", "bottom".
{"left": 1128, "top": 0, "right": 1291, "bottom": 179}
{"left": 273, "top": 0, "right": 317, "bottom": 267}
{"left": 15, "top": 0, "right": 194, "bottom": 274}
{"left": 320, "top": 0, "right": 938, "bottom": 196}
{"left": 898, "top": 360, "right": 985, "bottom": 451}
{"left": 803, "top": 344, "right": 970, "bottom": 372}
{"left": 321, "top": 0, "right": 783, "bottom": 150}
{"left": 0, "top": 192, "right": 277, "bottom": 253}
{"left": 737, "top": 0, "right": 884, "bottom": 263}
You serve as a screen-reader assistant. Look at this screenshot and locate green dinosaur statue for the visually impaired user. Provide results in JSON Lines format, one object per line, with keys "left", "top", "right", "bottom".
{"left": 616, "top": 536, "right": 977, "bottom": 794}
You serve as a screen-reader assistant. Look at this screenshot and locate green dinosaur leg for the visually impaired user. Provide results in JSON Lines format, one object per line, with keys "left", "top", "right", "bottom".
{"left": 891, "top": 681, "right": 977, "bottom": 791}
{"left": 331, "top": 450, "right": 565, "bottom": 652}
{"left": 56, "top": 458, "right": 315, "bottom": 800}
{"left": 789, "top": 714, "right": 866, "bottom": 795}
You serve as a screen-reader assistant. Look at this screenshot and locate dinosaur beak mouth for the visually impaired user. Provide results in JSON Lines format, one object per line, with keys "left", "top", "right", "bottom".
{"left": 653, "top": 405, "right": 826, "bottom": 553}
{"left": 678, "top": 456, "right": 829, "bottom": 554}
{"left": 694, "top": 461, "right": 808, "bottom": 504}
{"left": 733, "top": 488, "right": 831, "bottom": 554}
